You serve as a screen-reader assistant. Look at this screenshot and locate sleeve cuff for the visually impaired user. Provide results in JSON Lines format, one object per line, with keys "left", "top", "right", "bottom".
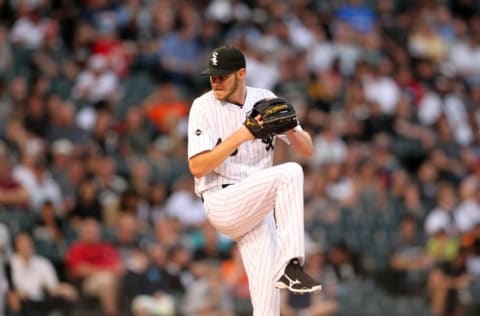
{"left": 293, "top": 124, "right": 303, "bottom": 132}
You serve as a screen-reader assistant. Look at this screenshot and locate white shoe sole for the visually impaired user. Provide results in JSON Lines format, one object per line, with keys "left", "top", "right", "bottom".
{"left": 274, "top": 281, "right": 323, "bottom": 294}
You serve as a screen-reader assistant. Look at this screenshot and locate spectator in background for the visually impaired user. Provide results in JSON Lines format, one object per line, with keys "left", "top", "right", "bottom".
{"left": 454, "top": 176, "right": 480, "bottom": 234}
{"left": 243, "top": 42, "right": 281, "bottom": 91}
{"left": 181, "top": 261, "right": 234, "bottom": 316}
{"left": 306, "top": 26, "right": 336, "bottom": 75}
{"left": 0, "top": 141, "right": 29, "bottom": 211}
{"left": 137, "top": 182, "right": 168, "bottom": 227}
{"left": 49, "top": 138, "right": 77, "bottom": 211}
{"left": 148, "top": 134, "right": 190, "bottom": 189}
{"left": 120, "top": 106, "right": 152, "bottom": 156}
{"left": 144, "top": 82, "right": 190, "bottom": 136}
{"left": 73, "top": 54, "right": 121, "bottom": 104}
{"left": 112, "top": 212, "right": 146, "bottom": 264}
{"left": 65, "top": 218, "right": 122, "bottom": 316}
{"left": 122, "top": 245, "right": 176, "bottom": 316}
{"left": 13, "top": 140, "right": 63, "bottom": 214}
{"left": 165, "top": 243, "right": 194, "bottom": 296}
{"left": 88, "top": 101, "right": 118, "bottom": 154}
{"left": 158, "top": 17, "right": 202, "bottom": 90}
{"left": 6, "top": 233, "right": 77, "bottom": 316}
{"left": 425, "top": 182, "right": 459, "bottom": 238}
{"left": 390, "top": 214, "right": 432, "bottom": 294}
{"left": 338, "top": 79, "right": 369, "bottom": 142}
{"left": 31, "top": 20, "right": 64, "bottom": 79}
{"left": 0, "top": 23, "right": 13, "bottom": 74}
{"left": 0, "top": 222, "right": 12, "bottom": 315}
{"left": 90, "top": 154, "right": 128, "bottom": 218}
{"left": 273, "top": 51, "right": 310, "bottom": 102}
{"left": 5, "top": 76, "right": 28, "bottom": 113}
{"left": 352, "top": 157, "right": 388, "bottom": 213}
{"left": 0, "top": 78, "right": 11, "bottom": 138}
{"left": 418, "top": 75, "right": 472, "bottom": 148}
{"left": 335, "top": 0, "right": 376, "bottom": 34}
{"left": 417, "top": 160, "right": 440, "bottom": 211}
{"left": 165, "top": 176, "right": 206, "bottom": 229}
{"left": 330, "top": 20, "right": 361, "bottom": 77}
{"left": 70, "top": 178, "right": 103, "bottom": 224}
{"left": 45, "top": 101, "right": 91, "bottom": 145}
{"left": 426, "top": 223, "right": 460, "bottom": 266}
{"left": 462, "top": 220, "right": 480, "bottom": 252}
{"left": 434, "top": 5, "right": 456, "bottom": 45}
{"left": 126, "top": 157, "right": 153, "bottom": 198}
{"left": 22, "top": 93, "right": 50, "bottom": 139}
{"left": 408, "top": 17, "right": 449, "bottom": 62}
{"left": 362, "top": 57, "right": 400, "bottom": 116}
{"left": 307, "top": 57, "right": 344, "bottom": 113}
{"left": 304, "top": 171, "right": 340, "bottom": 232}
{"left": 466, "top": 236, "right": 480, "bottom": 302}
{"left": 370, "top": 133, "right": 398, "bottom": 188}
{"left": 429, "top": 117, "right": 467, "bottom": 184}
{"left": 323, "top": 242, "right": 363, "bottom": 286}
{"left": 391, "top": 93, "right": 435, "bottom": 172}
{"left": 323, "top": 162, "right": 356, "bottom": 207}
{"left": 465, "top": 227, "right": 480, "bottom": 274}
{"left": 153, "top": 217, "right": 184, "bottom": 250}
{"left": 32, "top": 200, "right": 70, "bottom": 280}
{"left": 310, "top": 120, "right": 347, "bottom": 169}
{"left": 9, "top": 5, "right": 52, "bottom": 50}
{"left": 90, "top": 17, "right": 134, "bottom": 79}
{"left": 394, "top": 66, "right": 426, "bottom": 104}
{"left": 118, "top": 189, "right": 144, "bottom": 219}
{"left": 190, "top": 221, "right": 232, "bottom": 262}
{"left": 389, "top": 168, "right": 411, "bottom": 205}
{"left": 448, "top": 27, "right": 480, "bottom": 79}
{"left": 395, "top": 181, "right": 427, "bottom": 223}
{"left": 428, "top": 247, "right": 471, "bottom": 316}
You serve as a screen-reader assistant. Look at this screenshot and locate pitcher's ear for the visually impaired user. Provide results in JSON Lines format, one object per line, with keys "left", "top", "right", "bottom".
{"left": 237, "top": 68, "right": 247, "bottom": 79}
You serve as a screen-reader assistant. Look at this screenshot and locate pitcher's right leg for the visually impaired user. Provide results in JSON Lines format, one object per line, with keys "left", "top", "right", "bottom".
{"left": 237, "top": 214, "right": 280, "bottom": 316}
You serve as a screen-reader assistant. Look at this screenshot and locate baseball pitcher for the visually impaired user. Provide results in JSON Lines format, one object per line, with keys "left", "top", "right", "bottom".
{"left": 187, "top": 46, "right": 322, "bottom": 316}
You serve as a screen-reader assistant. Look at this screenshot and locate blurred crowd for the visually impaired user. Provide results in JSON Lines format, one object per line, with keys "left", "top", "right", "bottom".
{"left": 1, "top": 0, "right": 480, "bottom": 315}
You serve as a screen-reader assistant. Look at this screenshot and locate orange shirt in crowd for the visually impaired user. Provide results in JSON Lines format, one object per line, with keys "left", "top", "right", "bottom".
{"left": 145, "top": 101, "right": 189, "bottom": 133}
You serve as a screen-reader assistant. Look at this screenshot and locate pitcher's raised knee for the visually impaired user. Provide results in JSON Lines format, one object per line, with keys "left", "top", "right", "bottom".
{"left": 281, "top": 162, "right": 303, "bottom": 180}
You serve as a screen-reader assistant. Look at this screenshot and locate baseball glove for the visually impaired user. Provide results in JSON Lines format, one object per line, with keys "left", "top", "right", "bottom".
{"left": 244, "top": 97, "right": 298, "bottom": 139}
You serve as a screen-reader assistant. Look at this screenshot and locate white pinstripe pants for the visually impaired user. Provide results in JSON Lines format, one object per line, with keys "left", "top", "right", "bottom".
{"left": 202, "top": 162, "right": 306, "bottom": 316}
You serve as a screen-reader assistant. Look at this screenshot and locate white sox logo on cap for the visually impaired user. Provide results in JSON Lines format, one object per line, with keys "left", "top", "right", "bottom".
{"left": 201, "top": 46, "right": 245, "bottom": 75}
{"left": 211, "top": 52, "right": 219, "bottom": 66}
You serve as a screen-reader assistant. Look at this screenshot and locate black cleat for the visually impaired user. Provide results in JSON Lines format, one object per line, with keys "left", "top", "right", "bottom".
{"left": 275, "top": 259, "right": 322, "bottom": 294}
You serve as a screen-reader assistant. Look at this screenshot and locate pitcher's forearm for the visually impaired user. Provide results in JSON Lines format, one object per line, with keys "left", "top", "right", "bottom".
{"left": 189, "top": 126, "right": 253, "bottom": 177}
{"left": 286, "top": 129, "right": 313, "bottom": 157}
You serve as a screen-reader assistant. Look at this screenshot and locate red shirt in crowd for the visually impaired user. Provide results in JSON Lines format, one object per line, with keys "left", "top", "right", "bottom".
{"left": 65, "top": 241, "right": 121, "bottom": 277}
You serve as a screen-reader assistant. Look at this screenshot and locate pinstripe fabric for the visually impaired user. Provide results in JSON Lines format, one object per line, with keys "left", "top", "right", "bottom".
{"left": 188, "top": 87, "right": 276, "bottom": 197}
{"left": 237, "top": 214, "right": 280, "bottom": 316}
{"left": 188, "top": 87, "right": 306, "bottom": 316}
{"left": 203, "top": 163, "right": 305, "bottom": 267}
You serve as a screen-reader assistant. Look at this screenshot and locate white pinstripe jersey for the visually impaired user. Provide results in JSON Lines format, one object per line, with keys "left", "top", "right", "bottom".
{"left": 188, "top": 86, "right": 283, "bottom": 197}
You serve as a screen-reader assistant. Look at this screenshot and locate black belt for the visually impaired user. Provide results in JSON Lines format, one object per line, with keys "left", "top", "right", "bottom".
{"left": 201, "top": 184, "right": 232, "bottom": 203}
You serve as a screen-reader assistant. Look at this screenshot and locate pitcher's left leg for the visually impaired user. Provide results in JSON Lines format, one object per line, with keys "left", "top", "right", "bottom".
{"left": 271, "top": 162, "right": 306, "bottom": 281}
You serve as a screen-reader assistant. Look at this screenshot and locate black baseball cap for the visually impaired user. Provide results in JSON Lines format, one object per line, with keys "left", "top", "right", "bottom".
{"left": 200, "top": 46, "right": 246, "bottom": 76}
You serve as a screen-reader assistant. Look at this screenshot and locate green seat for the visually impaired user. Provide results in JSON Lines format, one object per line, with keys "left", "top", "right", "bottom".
{"left": 117, "top": 71, "right": 156, "bottom": 117}
{"left": 0, "top": 208, "right": 34, "bottom": 234}
{"left": 11, "top": 45, "right": 35, "bottom": 78}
